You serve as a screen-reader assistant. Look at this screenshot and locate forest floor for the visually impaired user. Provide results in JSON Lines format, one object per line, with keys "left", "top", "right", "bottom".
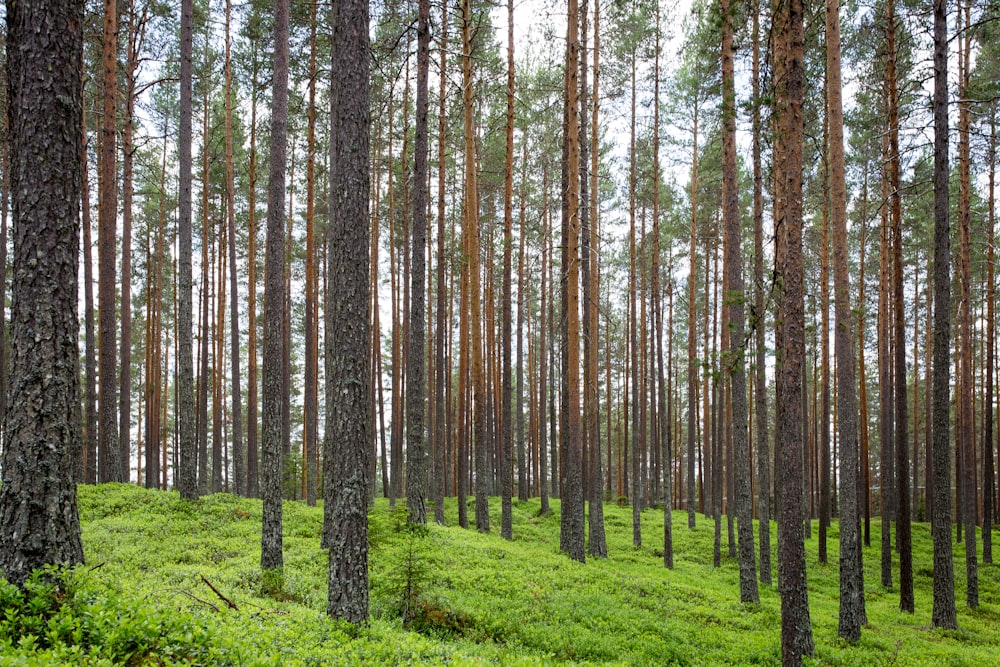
{"left": 0, "top": 484, "right": 997, "bottom": 665}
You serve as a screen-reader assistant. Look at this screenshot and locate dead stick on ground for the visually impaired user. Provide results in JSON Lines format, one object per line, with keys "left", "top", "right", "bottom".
{"left": 178, "top": 589, "right": 220, "bottom": 612}
{"left": 200, "top": 574, "right": 239, "bottom": 610}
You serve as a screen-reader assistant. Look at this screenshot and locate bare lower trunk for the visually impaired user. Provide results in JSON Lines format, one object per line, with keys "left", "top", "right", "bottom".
{"left": 774, "top": 0, "right": 814, "bottom": 657}
{"left": 325, "top": 0, "right": 372, "bottom": 623}
{"left": 261, "top": 0, "right": 290, "bottom": 572}
{"left": 930, "top": 0, "right": 957, "bottom": 629}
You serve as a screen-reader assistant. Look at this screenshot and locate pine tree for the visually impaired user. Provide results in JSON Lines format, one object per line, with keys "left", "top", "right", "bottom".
{"left": 176, "top": 0, "right": 198, "bottom": 501}
{"left": 773, "top": 0, "right": 814, "bottom": 657}
{"left": 98, "top": 0, "right": 122, "bottom": 483}
{"left": 930, "top": 0, "right": 957, "bottom": 630}
{"left": 407, "top": 0, "right": 431, "bottom": 525}
{"left": 325, "top": 0, "right": 372, "bottom": 623}
{"left": 0, "top": 0, "right": 86, "bottom": 586}
{"left": 721, "top": 0, "right": 757, "bottom": 604}
{"left": 262, "top": 0, "right": 290, "bottom": 573}
{"left": 827, "top": 0, "right": 865, "bottom": 639}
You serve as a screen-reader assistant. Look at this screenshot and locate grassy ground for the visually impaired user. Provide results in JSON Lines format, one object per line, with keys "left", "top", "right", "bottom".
{"left": 0, "top": 484, "right": 997, "bottom": 665}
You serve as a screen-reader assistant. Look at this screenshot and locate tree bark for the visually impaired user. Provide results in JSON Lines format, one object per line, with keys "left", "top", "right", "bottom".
{"left": 407, "top": 0, "right": 431, "bottom": 525}
{"left": 224, "top": 0, "right": 244, "bottom": 498}
{"left": 773, "top": 0, "right": 814, "bottom": 656}
{"left": 459, "top": 0, "right": 489, "bottom": 534}
{"left": 98, "top": 0, "right": 121, "bottom": 483}
{"left": 0, "top": 0, "right": 86, "bottom": 585}
{"left": 499, "top": 0, "right": 516, "bottom": 540}
{"left": 325, "top": 0, "right": 372, "bottom": 624}
{"left": 587, "top": 0, "right": 608, "bottom": 559}
{"left": 858, "top": 175, "right": 871, "bottom": 547}
{"left": 434, "top": 0, "right": 449, "bottom": 525}
{"left": 197, "top": 66, "right": 211, "bottom": 495}
{"left": 245, "top": 44, "right": 260, "bottom": 499}
{"left": 984, "top": 104, "right": 996, "bottom": 566}
{"left": 819, "top": 106, "right": 831, "bottom": 567}
{"left": 886, "top": 0, "right": 913, "bottom": 611}
{"left": 559, "top": 0, "right": 585, "bottom": 563}
{"left": 827, "top": 0, "right": 865, "bottom": 638}
{"left": 957, "top": 0, "right": 978, "bottom": 608}
{"left": 751, "top": 0, "right": 770, "bottom": 585}
{"left": 120, "top": 0, "right": 147, "bottom": 483}
{"left": 81, "top": 84, "right": 98, "bottom": 485}
{"left": 878, "top": 58, "right": 893, "bottom": 588}
{"left": 721, "top": 0, "right": 757, "bottom": 603}
{"left": 628, "top": 42, "right": 641, "bottom": 544}
{"left": 687, "top": 92, "right": 699, "bottom": 531}
{"left": 176, "top": 0, "right": 198, "bottom": 501}
{"left": 930, "top": 0, "right": 957, "bottom": 629}
{"left": 261, "top": 0, "right": 290, "bottom": 572}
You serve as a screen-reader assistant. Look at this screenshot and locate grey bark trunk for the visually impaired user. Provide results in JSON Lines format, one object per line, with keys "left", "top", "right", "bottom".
{"left": 176, "top": 0, "right": 198, "bottom": 501}
{"left": 261, "top": 0, "right": 290, "bottom": 572}
{"left": 773, "top": 0, "right": 814, "bottom": 657}
{"left": 324, "top": 0, "right": 372, "bottom": 623}
{"left": 930, "top": 0, "right": 957, "bottom": 629}
{"left": 0, "top": 0, "right": 86, "bottom": 586}
{"left": 407, "top": 0, "right": 430, "bottom": 525}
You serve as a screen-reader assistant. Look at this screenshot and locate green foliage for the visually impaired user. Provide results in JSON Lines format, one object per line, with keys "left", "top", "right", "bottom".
{"left": 0, "top": 566, "right": 218, "bottom": 665}
{"left": 1, "top": 484, "right": 997, "bottom": 665}
{"left": 372, "top": 506, "right": 434, "bottom": 627}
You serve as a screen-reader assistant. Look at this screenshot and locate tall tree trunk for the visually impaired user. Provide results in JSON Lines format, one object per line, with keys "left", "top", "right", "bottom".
{"left": 197, "top": 65, "right": 211, "bottom": 496}
{"left": 302, "top": 0, "right": 319, "bottom": 506}
{"left": 517, "top": 144, "right": 528, "bottom": 505}
{"left": 924, "top": 268, "right": 934, "bottom": 525}
{"left": 721, "top": 0, "right": 757, "bottom": 603}
{"left": 886, "top": 0, "right": 913, "bottom": 611}
{"left": 224, "top": 0, "right": 244, "bottom": 498}
{"left": 687, "top": 92, "right": 699, "bottom": 530}
{"left": 283, "top": 141, "right": 295, "bottom": 466}
{"left": 559, "top": 0, "right": 585, "bottom": 562}
{"left": 819, "top": 106, "right": 831, "bottom": 566}
{"left": 434, "top": 0, "right": 449, "bottom": 525}
{"left": 246, "top": 47, "right": 260, "bottom": 499}
{"left": 913, "top": 271, "right": 920, "bottom": 523}
{"left": 499, "top": 0, "right": 515, "bottom": 539}
{"left": 858, "top": 174, "right": 871, "bottom": 546}
{"left": 930, "top": 0, "right": 957, "bottom": 629}
{"left": 262, "top": 0, "right": 290, "bottom": 572}
{"left": 878, "top": 66, "right": 893, "bottom": 588}
{"left": 458, "top": 0, "right": 488, "bottom": 533}
{"left": 325, "top": 0, "right": 371, "bottom": 623}
{"left": 773, "top": 0, "right": 814, "bottom": 656}
{"left": 0, "top": 0, "right": 86, "bottom": 585}
{"left": 582, "top": 0, "right": 606, "bottom": 559}
{"left": 957, "top": 0, "right": 978, "bottom": 608}
{"left": 213, "top": 194, "right": 225, "bottom": 492}
{"left": 120, "top": 0, "right": 146, "bottom": 483}
{"left": 0, "top": 69, "right": 7, "bottom": 461}
{"left": 145, "top": 120, "right": 168, "bottom": 490}
{"left": 177, "top": 0, "right": 198, "bottom": 500}
{"left": 984, "top": 104, "right": 996, "bottom": 565}
{"left": 98, "top": 0, "right": 121, "bottom": 483}
{"left": 407, "top": 0, "right": 431, "bottom": 525}
{"left": 628, "top": 42, "right": 641, "bottom": 543}
{"left": 828, "top": 0, "right": 865, "bottom": 638}
{"left": 387, "top": 92, "right": 401, "bottom": 507}
{"left": 539, "top": 179, "right": 551, "bottom": 515}
{"left": 82, "top": 85, "right": 98, "bottom": 485}
{"left": 751, "top": 0, "right": 770, "bottom": 584}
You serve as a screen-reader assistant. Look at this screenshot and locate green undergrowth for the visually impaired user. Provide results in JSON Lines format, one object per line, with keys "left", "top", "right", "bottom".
{"left": 0, "top": 483, "right": 996, "bottom": 665}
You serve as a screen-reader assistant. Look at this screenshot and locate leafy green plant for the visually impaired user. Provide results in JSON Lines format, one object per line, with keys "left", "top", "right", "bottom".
{"left": 1, "top": 483, "right": 995, "bottom": 665}
{"left": 374, "top": 506, "right": 434, "bottom": 628}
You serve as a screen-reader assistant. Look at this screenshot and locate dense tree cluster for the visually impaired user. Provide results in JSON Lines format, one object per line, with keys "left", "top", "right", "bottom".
{"left": 0, "top": 0, "right": 998, "bottom": 653}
